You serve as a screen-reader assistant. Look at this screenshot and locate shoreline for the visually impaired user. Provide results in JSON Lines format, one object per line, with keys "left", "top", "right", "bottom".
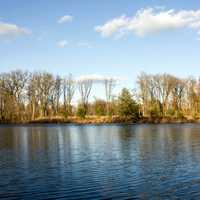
{"left": 0, "top": 116, "right": 200, "bottom": 125}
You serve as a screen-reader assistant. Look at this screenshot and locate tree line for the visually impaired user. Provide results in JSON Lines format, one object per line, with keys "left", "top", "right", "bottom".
{"left": 0, "top": 70, "right": 199, "bottom": 123}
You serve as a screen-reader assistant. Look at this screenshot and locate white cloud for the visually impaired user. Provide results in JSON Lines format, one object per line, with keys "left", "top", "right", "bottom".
{"left": 95, "top": 8, "right": 200, "bottom": 38}
{"left": 57, "top": 40, "right": 93, "bottom": 48}
{"left": 58, "top": 15, "right": 73, "bottom": 24}
{"left": 76, "top": 74, "right": 122, "bottom": 83}
{"left": 57, "top": 40, "right": 68, "bottom": 48}
{"left": 0, "top": 21, "right": 30, "bottom": 37}
{"left": 77, "top": 42, "right": 93, "bottom": 48}
{"left": 95, "top": 15, "right": 129, "bottom": 37}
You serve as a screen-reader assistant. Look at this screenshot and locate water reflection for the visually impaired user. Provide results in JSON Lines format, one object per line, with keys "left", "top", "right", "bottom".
{"left": 0, "top": 124, "right": 200, "bottom": 199}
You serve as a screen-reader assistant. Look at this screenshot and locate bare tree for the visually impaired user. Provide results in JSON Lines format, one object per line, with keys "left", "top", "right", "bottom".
{"left": 78, "top": 78, "right": 93, "bottom": 112}
{"left": 171, "top": 77, "right": 186, "bottom": 115}
{"left": 104, "top": 78, "right": 116, "bottom": 115}
{"left": 137, "top": 72, "right": 150, "bottom": 116}
{"left": 0, "top": 76, "right": 5, "bottom": 121}
{"left": 152, "top": 74, "right": 175, "bottom": 116}
{"left": 50, "top": 75, "right": 62, "bottom": 115}
{"left": 35, "top": 72, "right": 54, "bottom": 117}
{"left": 27, "top": 73, "right": 39, "bottom": 120}
{"left": 63, "top": 74, "right": 76, "bottom": 115}
{"left": 0, "top": 70, "right": 29, "bottom": 122}
{"left": 137, "top": 73, "right": 186, "bottom": 117}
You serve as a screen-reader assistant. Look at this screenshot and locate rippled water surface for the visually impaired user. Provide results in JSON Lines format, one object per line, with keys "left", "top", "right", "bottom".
{"left": 0, "top": 124, "right": 200, "bottom": 199}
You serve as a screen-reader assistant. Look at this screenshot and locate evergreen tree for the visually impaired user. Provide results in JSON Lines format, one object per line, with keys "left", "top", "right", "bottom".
{"left": 118, "top": 88, "right": 140, "bottom": 120}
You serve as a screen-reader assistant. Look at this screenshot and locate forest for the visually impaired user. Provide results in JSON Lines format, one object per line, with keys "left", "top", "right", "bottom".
{"left": 0, "top": 70, "right": 200, "bottom": 123}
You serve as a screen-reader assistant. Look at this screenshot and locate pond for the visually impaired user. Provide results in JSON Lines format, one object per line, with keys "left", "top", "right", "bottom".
{"left": 0, "top": 124, "right": 200, "bottom": 199}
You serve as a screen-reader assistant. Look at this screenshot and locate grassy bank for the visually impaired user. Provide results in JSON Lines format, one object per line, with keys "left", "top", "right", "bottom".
{"left": 1, "top": 115, "right": 197, "bottom": 125}
{"left": 28, "top": 116, "right": 137, "bottom": 124}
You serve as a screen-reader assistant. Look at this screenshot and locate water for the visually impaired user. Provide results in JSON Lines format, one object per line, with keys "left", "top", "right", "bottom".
{"left": 0, "top": 124, "right": 200, "bottom": 199}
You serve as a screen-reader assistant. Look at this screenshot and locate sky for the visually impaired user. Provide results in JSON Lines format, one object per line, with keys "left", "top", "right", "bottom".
{"left": 1, "top": 0, "right": 200, "bottom": 99}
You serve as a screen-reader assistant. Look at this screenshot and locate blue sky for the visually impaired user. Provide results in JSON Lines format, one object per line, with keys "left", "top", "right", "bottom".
{"left": 1, "top": 0, "right": 200, "bottom": 96}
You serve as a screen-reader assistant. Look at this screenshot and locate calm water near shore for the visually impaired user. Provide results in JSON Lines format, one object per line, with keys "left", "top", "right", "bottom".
{"left": 0, "top": 124, "right": 200, "bottom": 199}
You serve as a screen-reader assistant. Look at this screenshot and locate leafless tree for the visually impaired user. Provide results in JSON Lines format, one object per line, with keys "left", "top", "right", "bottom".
{"left": 63, "top": 74, "right": 76, "bottom": 115}
{"left": 0, "top": 70, "right": 29, "bottom": 122}
{"left": 50, "top": 75, "right": 62, "bottom": 115}
{"left": 34, "top": 72, "right": 55, "bottom": 117}
{"left": 104, "top": 78, "right": 116, "bottom": 115}
{"left": 78, "top": 78, "right": 93, "bottom": 112}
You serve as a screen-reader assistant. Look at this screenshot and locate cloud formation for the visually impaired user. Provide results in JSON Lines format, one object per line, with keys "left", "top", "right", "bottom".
{"left": 57, "top": 40, "right": 68, "bottom": 48}
{"left": 0, "top": 21, "right": 30, "bottom": 37}
{"left": 58, "top": 15, "right": 73, "bottom": 24}
{"left": 76, "top": 74, "right": 121, "bottom": 83}
{"left": 95, "top": 8, "right": 200, "bottom": 38}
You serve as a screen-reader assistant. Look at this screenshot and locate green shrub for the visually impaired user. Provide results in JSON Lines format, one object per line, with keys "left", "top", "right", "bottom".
{"left": 166, "top": 108, "right": 175, "bottom": 116}
{"left": 76, "top": 104, "right": 86, "bottom": 119}
{"left": 93, "top": 99, "right": 106, "bottom": 116}
{"left": 176, "top": 111, "right": 184, "bottom": 119}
